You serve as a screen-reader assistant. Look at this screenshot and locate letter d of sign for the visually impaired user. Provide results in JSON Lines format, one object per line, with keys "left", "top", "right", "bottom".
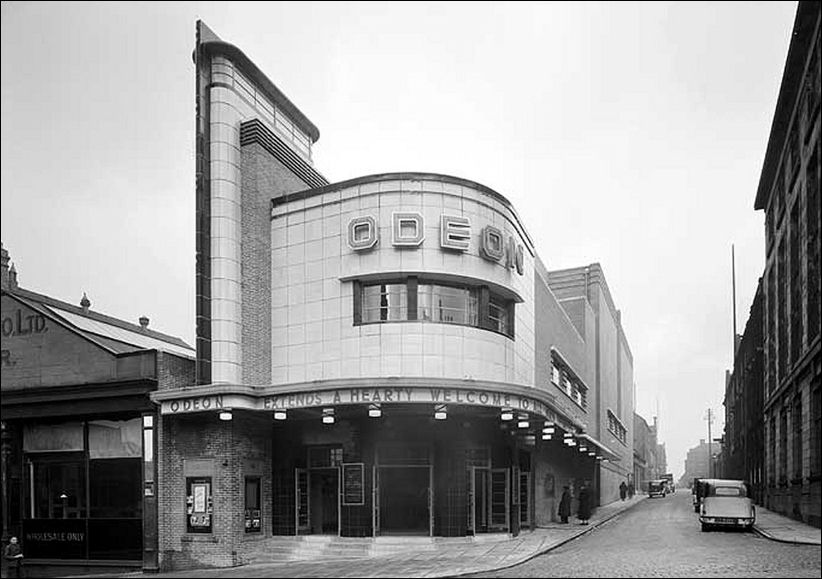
{"left": 480, "top": 225, "right": 504, "bottom": 262}
{"left": 392, "top": 212, "right": 424, "bottom": 247}
{"left": 348, "top": 216, "right": 379, "bottom": 251}
{"left": 440, "top": 215, "right": 470, "bottom": 251}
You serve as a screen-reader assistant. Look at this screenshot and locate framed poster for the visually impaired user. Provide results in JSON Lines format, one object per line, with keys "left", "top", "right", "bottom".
{"left": 342, "top": 462, "right": 365, "bottom": 505}
{"left": 186, "top": 477, "right": 213, "bottom": 533}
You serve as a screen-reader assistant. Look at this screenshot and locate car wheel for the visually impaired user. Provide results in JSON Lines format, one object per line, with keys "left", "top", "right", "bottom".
{"left": 701, "top": 523, "right": 710, "bottom": 532}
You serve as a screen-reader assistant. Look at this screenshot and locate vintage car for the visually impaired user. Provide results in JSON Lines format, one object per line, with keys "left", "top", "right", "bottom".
{"left": 648, "top": 479, "right": 667, "bottom": 498}
{"left": 699, "top": 479, "right": 755, "bottom": 532}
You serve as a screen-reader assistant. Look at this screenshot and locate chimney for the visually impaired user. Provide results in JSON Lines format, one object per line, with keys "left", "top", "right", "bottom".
{"left": 139, "top": 316, "right": 150, "bottom": 330}
{"left": 80, "top": 292, "right": 91, "bottom": 313}
{"left": 1, "top": 242, "right": 10, "bottom": 290}
{"left": 9, "top": 264, "right": 18, "bottom": 289}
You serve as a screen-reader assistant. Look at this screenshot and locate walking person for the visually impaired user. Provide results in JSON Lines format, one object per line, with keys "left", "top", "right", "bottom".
{"left": 4, "top": 536, "right": 24, "bottom": 579}
{"left": 558, "top": 485, "right": 572, "bottom": 523}
{"left": 628, "top": 481, "right": 635, "bottom": 499}
{"left": 619, "top": 480, "right": 627, "bottom": 501}
{"left": 577, "top": 481, "right": 592, "bottom": 525}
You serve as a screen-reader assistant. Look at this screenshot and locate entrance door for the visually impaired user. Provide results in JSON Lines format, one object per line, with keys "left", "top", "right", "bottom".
{"left": 519, "top": 471, "right": 531, "bottom": 528}
{"left": 470, "top": 467, "right": 490, "bottom": 534}
{"left": 295, "top": 468, "right": 309, "bottom": 535}
{"left": 489, "top": 468, "right": 510, "bottom": 531}
{"left": 308, "top": 468, "right": 339, "bottom": 534}
{"left": 378, "top": 466, "right": 430, "bottom": 535}
{"left": 470, "top": 468, "right": 510, "bottom": 533}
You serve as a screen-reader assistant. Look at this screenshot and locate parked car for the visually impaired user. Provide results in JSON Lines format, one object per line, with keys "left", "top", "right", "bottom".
{"left": 699, "top": 479, "right": 755, "bottom": 532}
{"left": 648, "top": 479, "right": 667, "bottom": 498}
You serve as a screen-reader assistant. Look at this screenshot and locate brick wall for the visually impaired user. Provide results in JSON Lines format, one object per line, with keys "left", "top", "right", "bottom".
{"left": 157, "top": 411, "right": 273, "bottom": 570}
{"left": 157, "top": 351, "right": 196, "bottom": 390}
{"left": 240, "top": 142, "right": 312, "bottom": 387}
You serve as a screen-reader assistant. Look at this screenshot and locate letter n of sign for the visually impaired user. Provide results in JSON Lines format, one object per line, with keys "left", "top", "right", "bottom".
{"left": 480, "top": 225, "right": 504, "bottom": 262}
{"left": 348, "top": 216, "right": 379, "bottom": 251}
{"left": 440, "top": 215, "right": 470, "bottom": 251}
{"left": 392, "top": 212, "right": 424, "bottom": 247}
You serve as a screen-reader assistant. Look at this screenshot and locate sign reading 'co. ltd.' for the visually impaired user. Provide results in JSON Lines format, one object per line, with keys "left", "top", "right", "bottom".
{"left": 347, "top": 212, "right": 524, "bottom": 275}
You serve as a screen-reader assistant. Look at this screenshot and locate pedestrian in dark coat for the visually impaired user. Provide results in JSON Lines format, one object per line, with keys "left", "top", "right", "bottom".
{"left": 558, "top": 486, "right": 572, "bottom": 523}
{"left": 628, "top": 482, "right": 635, "bottom": 499}
{"left": 619, "top": 480, "right": 627, "bottom": 500}
{"left": 4, "top": 536, "right": 24, "bottom": 578}
{"left": 577, "top": 482, "right": 592, "bottom": 524}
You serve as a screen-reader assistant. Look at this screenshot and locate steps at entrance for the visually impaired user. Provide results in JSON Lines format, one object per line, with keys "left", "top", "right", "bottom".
{"left": 243, "top": 533, "right": 513, "bottom": 565}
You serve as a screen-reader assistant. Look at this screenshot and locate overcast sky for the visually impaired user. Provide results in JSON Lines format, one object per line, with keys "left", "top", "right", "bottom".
{"left": 1, "top": 1, "right": 799, "bottom": 480}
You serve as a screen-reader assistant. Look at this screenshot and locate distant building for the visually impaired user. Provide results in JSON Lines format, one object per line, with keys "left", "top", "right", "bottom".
{"left": 722, "top": 280, "right": 765, "bottom": 504}
{"left": 633, "top": 413, "right": 662, "bottom": 491}
{"left": 753, "top": 0, "right": 821, "bottom": 527}
{"left": 681, "top": 439, "right": 723, "bottom": 486}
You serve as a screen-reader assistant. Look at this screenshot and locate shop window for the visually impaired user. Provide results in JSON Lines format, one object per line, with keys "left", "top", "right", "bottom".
{"left": 186, "top": 477, "right": 213, "bottom": 533}
{"left": 245, "top": 477, "right": 262, "bottom": 533}
{"left": 32, "top": 459, "right": 86, "bottom": 519}
{"left": 24, "top": 422, "right": 84, "bottom": 452}
{"left": 22, "top": 417, "right": 144, "bottom": 561}
{"left": 90, "top": 459, "right": 141, "bottom": 518}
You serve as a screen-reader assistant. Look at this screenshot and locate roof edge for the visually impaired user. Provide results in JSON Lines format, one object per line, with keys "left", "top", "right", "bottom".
{"left": 197, "top": 20, "right": 320, "bottom": 143}
{"left": 754, "top": 2, "right": 820, "bottom": 210}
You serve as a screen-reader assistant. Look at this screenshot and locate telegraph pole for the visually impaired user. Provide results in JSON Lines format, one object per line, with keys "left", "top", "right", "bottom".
{"left": 732, "top": 244, "right": 738, "bottom": 357}
{"left": 705, "top": 408, "right": 714, "bottom": 478}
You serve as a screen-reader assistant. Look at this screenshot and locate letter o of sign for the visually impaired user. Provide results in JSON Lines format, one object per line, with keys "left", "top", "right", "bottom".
{"left": 348, "top": 216, "right": 379, "bottom": 251}
{"left": 480, "top": 225, "right": 504, "bottom": 262}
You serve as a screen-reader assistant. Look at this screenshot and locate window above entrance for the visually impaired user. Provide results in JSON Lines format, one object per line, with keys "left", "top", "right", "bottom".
{"left": 354, "top": 276, "right": 515, "bottom": 339}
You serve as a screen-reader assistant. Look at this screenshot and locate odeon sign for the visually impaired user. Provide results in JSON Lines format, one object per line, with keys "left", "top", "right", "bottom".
{"left": 347, "top": 213, "right": 524, "bottom": 276}
{"left": 158, "top": 385, "right": 571, "bottom": 429}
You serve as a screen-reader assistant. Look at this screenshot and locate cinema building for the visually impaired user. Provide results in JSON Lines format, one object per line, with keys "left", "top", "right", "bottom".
{"left": 135, "top": 22, "right": 636, "bottom": 571}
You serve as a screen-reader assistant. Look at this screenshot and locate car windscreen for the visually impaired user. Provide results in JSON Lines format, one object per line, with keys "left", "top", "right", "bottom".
{"left": 708, "top": 485, "right": 746, "bottom": 497}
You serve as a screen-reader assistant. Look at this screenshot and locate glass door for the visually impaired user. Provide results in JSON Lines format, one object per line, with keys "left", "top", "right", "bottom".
{"left": 295, "top": 468, "right": 309, "bottom": 534}
{"left": 519, "top": 471, "right": 531, "bottom": 528}
{"left": 489, "top": 468, "right": 510, "bottom": 531}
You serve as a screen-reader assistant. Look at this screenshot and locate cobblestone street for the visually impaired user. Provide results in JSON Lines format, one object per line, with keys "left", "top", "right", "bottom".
{"left": 463, "top": 492, "right": 822, "bottom": 578}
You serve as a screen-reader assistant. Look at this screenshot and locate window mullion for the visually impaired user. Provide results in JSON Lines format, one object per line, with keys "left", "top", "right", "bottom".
{"left": 408, "top": 277, "right": 418, "bottom": 321}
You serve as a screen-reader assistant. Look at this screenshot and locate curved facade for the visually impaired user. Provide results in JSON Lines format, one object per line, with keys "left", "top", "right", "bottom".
{"left": 270, "top": 173, "right": 535, "bottom": 388}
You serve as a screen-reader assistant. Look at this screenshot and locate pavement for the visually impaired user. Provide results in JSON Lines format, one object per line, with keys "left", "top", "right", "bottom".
{"left": 46, "top": 492, "right": 819, "bottom": 578}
